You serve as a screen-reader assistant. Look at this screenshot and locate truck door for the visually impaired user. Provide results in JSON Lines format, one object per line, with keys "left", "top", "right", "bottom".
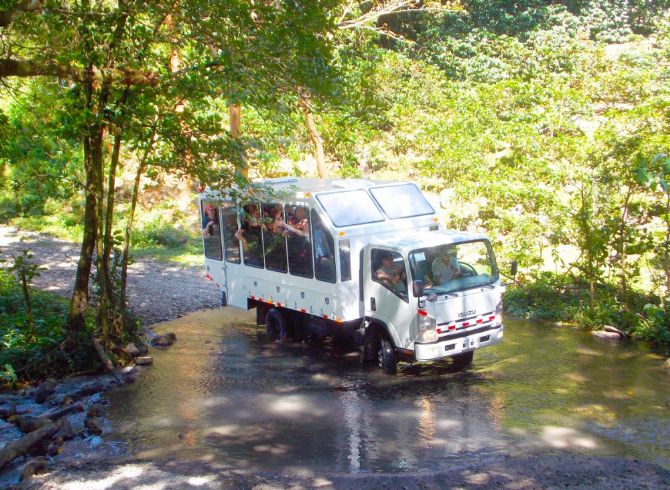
{"left": 363, "top": 247, "right": 416, "bottom": 349}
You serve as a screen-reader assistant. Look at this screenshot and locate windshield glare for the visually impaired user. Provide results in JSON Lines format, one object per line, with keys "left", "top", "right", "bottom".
{"left": 409, "top": 240, "right": 498, "bottom": 294}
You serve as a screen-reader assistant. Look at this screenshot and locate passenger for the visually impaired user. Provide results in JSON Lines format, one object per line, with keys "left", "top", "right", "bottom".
{"left": 375, "top": 252, "right": 406, "bottom": 294}
{"left": 201, "top": 205, "right": 219, "bottom": 237}
{"left": 432, "top": 247, "right": 461, "bottom": 283}
{"left": 235, "top": 204, "right": 261, "bottom": 251}
{"left": 284, "top": 206, "right": 309, "bottom": 238}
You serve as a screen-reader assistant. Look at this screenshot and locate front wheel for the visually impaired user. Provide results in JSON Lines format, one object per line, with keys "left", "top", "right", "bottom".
{"left": 378, "top": 338, "right": 398, "bottom": 375}
{"left": 451, "top": 350, "right": 474, "bottom": 370}
{"left": 265, "top": 308, "right": 287, "bottom": 341}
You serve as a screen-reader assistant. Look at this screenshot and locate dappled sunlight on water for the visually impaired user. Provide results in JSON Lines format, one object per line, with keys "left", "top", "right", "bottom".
{"left": 107, "top": 309, "right": 670, "bottom": 472}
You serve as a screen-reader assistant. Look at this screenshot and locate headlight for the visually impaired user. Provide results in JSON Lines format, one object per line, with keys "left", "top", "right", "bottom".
{"left": 417, "top": 311, "right": 437, "bottom": 343}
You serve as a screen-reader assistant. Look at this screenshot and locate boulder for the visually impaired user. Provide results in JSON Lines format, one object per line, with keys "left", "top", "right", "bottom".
{"left": 151, "top": 333, "right": 177, "bottom": 347}
{"left": 47, "top": 436, "right": 64, "bottom": 456}
{"left": 33, "top": 381, "right": 57, "bottom": 404}
{"left": 87, "top": 403, "right": 106, "bottom": 418}
{"left": 135, "top": 356, "right": 154, "bottom": 366}
{"left": 125, "top": 343, "right": 141, "bottom": 357}
{"left": 137, "top": 343, "right": 149, "bottom": 355}
{"left": 84, "top": 417, "right": 104, "bottom": 435}
{"left": 54, "top": 417, "right": 77, "bottom": 440}
{"left": 592, "top": 330, "right": 623, "bottom": 341}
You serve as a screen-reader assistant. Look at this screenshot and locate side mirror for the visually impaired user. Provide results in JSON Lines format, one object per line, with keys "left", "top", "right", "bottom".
{"left": 510, "top": 260, "right": 518, "bottom": 277}
{"left": 412, "top": 280, "right": 424, "bottom": 298}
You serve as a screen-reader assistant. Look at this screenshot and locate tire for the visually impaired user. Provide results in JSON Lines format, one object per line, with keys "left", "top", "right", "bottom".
{"left": 265, "top": 308, "right": 287, "bottom": 341}
{"left": 451, "top": 350, "right": 474, "bottom": 369}
{"left": 377, "top": 337, "right": 398, "bottom": 375}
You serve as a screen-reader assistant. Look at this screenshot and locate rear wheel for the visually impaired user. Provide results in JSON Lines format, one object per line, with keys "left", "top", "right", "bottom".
{"left": 451, "top": 350, "right": 474, "bottom": 369}
{"left": 377, "top": 337, "right": 398, "bottom": 375}
{"left": 265, "top": 308, "right": 287, "bottom": 341}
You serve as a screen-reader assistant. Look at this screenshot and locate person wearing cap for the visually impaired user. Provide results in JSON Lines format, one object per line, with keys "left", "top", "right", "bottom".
{"left": 375, "top": 252, "right": 406, "bottom": 294}
{"left": 202, "top": 204, "right": 219, "bottom": 237}
{"left": 432, "top": 247, "right": 461, "bottom": 283}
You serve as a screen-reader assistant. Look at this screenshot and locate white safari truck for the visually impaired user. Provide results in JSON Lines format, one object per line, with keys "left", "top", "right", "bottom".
{"left": 199, "top": 178, "right": 507, "bottom": 374}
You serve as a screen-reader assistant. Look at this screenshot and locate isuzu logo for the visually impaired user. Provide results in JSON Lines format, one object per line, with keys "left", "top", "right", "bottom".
{"left": 458, "top": 309, "right": 476, "bottom": 318}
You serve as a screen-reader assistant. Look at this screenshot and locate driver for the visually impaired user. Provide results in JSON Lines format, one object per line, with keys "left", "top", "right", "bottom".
{"left": 432, "top": 247, "right": 461, "bottom": 283}
{"left": 375, "top": 251, "right": 407, "bottom": 294}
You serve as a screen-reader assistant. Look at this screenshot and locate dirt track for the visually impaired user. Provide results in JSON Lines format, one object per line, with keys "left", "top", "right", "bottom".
{"left": 0, "top": 225, "right": 220, "bottom": 325}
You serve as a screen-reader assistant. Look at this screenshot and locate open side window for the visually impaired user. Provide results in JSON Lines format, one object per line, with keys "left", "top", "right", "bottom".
{"left": 371, "top": 249, "right": 408, "bottom": 302}
{"left": 221, "top": 204, "right": 240, "bottom": 264}
{"left": 238, "top": 202, "right": 264, "bottom": 268}
{"left": 201, "top": 201, "right": 223, "bottom": 261}
{"left": 311, "top": 209, "right": 336, "bottom": 283}
{"left": 286, "top": 204, "right": 313, "bottom": 278}
{"left": 262, "top": 203, "right": 288, "bottom": 273}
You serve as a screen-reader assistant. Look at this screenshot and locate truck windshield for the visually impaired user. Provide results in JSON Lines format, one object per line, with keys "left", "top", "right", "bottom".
{"left": 408, "top": 240, "right": 498, "bottom": 294}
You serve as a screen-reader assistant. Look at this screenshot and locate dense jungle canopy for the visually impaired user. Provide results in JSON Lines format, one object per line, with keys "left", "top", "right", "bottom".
{"left": 1, "top": 1, "right": 670, "bottom": 380}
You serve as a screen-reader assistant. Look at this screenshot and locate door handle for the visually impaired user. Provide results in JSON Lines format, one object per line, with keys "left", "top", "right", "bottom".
{"left": 370, "top": 297, "right": 376, "bottom": 311}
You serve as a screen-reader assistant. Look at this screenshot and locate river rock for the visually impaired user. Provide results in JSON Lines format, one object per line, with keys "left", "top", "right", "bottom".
{"left": 592, "top": 331, "right": 622, "bottom": 341}
{"left": 135, "top": 356, "right": 153, "bottom": 366}
{"left": 125, "top": 343, "right": 141, "bottom": 357}
{"left": 87, "top": 403, "right": 106, "bottom": 418}
{"left": 85, "top": 417, "right": 104, "bottom": 435}
{"left": 34, "top": 381, "right": 57, "bottom": 404}
{"left": 151, "top": 333, "right": 176, "bottom": 347}
{"left": 19, "top": 456, "right": 49, "bottom": 482}
{"left": 54, "top": 417, "right": 77, "bottom": 440}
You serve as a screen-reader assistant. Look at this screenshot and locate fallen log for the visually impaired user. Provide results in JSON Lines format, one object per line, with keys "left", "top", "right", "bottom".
{"left": 92, "top": 337, "right": 114, "bottom": 372}
{"left": 40, "top": 402, "right": 85, "bottom": 421}
{"left": 603, "top": 325, "right": 631, "bottom": 340}
{"left": 0, "top": 421, "right": 58, "bottom": 469}
{"left": 10, "top": 415, "right": 52, "bottom": 433}
{"left": 61, "top": 382, "right": 103, "bottom": 402}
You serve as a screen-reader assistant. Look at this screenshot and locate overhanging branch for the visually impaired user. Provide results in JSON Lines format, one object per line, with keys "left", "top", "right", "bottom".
{"left": 0, "top": 58, "right": 158, "bottom": 85}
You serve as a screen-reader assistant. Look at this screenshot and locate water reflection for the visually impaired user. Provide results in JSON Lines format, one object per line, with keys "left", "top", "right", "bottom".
{"left": 107, "top": 309, "right": 670, "bottom": 472}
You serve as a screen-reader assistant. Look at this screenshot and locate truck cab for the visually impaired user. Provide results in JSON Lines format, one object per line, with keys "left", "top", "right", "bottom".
{"left": 360, "top": 232, "right": 504, "bottom": 373}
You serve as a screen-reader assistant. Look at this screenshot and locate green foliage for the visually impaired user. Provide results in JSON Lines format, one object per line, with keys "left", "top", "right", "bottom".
{"left": 636, "top": 301, "right": 670, "bottom": 346}
{"left": 0, "top": 270, "right": 97, "bottom": 382}
{"left": 132, "top": 218, "right": 192, "bottom": 249}
{"left": 504, "top": 272, "right": 585, "bottom": 321}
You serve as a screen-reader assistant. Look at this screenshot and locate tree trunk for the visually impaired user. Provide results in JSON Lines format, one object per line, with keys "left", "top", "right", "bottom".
{"left": 298, "top": 91, "right": 327, "bottom": 178}
{"left": 66, "top": 125, "right": 98, "bottom": 334}
{"left": 120, "top": 129, "right": 156, "bottom": 326}
{"left": 229, "top": 104, "right": 247, "bottom": 178}
{"left": 617, "top": 187, "right": 632, "bottom": 300}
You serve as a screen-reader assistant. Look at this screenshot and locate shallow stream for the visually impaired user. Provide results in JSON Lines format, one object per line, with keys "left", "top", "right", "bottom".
{"left": 108, "top": 308, "right": 670, "bottom": 473}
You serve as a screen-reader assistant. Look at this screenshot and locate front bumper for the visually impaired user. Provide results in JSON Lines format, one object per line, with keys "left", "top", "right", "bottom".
{"left": 414, "top": 325, "right": 503, "bottom": 362}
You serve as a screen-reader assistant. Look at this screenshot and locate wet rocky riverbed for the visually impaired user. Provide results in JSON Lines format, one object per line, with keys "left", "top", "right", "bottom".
{"left": 104, "top": 309, "right": 670, "bottom": 473}
{"left": 3, "top": 308, "right": 670, "bottom": 488}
